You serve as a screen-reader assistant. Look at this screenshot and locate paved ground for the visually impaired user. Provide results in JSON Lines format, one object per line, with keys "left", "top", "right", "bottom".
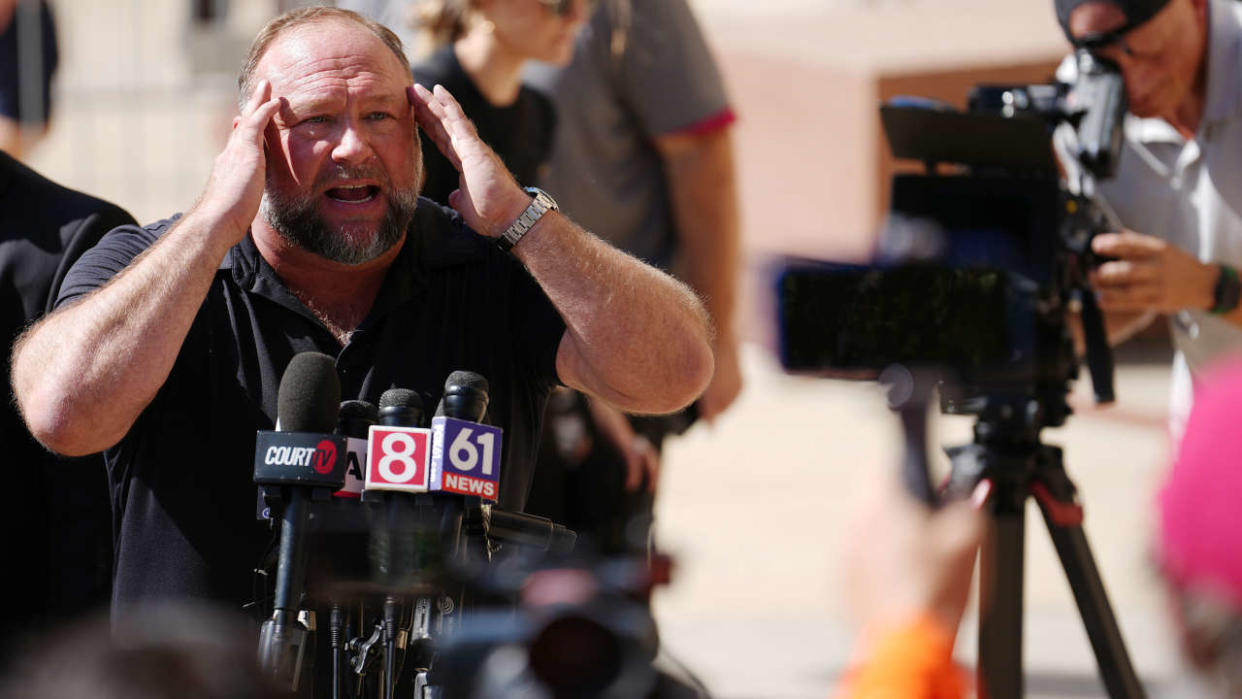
{"left": 650, "top": 340, "right": 1195, "bottom": 698}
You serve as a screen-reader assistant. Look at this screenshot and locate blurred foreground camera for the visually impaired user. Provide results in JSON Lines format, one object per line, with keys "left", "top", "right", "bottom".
{"left": 432, "top": 555, "right": 666, "bottom": 699}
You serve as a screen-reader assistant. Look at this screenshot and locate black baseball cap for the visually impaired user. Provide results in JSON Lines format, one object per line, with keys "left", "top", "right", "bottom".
{"left": 1055, "top": 0, "right": 1172, "bottom": 46}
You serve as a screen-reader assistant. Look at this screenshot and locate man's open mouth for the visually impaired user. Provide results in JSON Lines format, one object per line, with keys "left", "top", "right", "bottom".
{"left": 325, "top": 185, "right": 379, "bottom": 203}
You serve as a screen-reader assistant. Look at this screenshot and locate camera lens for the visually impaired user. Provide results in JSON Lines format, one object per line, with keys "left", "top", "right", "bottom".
{"left": 527, "top": 615, "right": 623, "bottom": 695}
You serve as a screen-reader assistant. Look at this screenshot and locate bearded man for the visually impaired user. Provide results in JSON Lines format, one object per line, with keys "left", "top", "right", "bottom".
{"left": 10, "top": 7, "right": 713, "bottom": 610}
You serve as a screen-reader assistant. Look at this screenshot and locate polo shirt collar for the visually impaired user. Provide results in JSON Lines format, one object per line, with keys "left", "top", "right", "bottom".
{"left": 220, "top": 225, "right": 425, "bottom": 331}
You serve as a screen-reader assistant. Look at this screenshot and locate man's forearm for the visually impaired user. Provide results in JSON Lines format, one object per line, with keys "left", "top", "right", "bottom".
{"left": 512, "top": 214, "right": 714, "bottom": 414}
{"left": 13, "top": 209, "right": 241, "bottom": 456}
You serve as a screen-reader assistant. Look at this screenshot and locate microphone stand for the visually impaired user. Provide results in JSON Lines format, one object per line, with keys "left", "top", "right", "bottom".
{"left": 258, "top": 485, "right": 320, "bottom": 692}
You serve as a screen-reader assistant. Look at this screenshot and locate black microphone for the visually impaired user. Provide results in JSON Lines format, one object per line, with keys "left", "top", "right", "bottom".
{"left": 363, "top": 388, "right": 438, "bottom": 588}
{"left": 338, "top": 399, "right": 378, "bottom": 436}
{"left": 364, "top": 389, "right": 432, "bottom": 495}
{"left": 370, "top": 388, "right": 428, "bottom": 699}
{"left": 429, "top": 371, "right": 501, "bottom": 501}
{"left": 434, "top": 370, "right": 489, "bottom": 421}
{"left": 333, "top": 399, "right": 377, "bottom": 499}
{"left": 328, "top": 399, "right": 375, "bottom": 699}
{"left": 256, "top": 352, "right": 345, "bottom": 690}
{"left": 379, "top": 387, "right": 424, "bottom": 427}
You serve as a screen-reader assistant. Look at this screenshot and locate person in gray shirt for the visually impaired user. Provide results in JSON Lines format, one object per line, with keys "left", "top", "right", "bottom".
{"left": 524, "top": 0, "right": 741, "bottom": 551}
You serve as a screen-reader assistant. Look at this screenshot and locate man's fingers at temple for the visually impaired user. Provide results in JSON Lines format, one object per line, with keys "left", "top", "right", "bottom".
{"left": 431, "top": 85, "right": 483, "bottom": 146}
{"left": 410, "top": 84, "right": 463, "bottom": 171}
{"left": 413, "top": 83, "right": 449, "bottom": 123}
{"left": 242, "top": 79, "right": 271, "bottom": 117}
{"left": 244, "top": 97, "right": 281, "bottom": 142}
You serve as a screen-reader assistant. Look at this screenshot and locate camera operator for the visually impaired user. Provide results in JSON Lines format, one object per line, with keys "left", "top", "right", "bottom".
{"left": 1054, "top": 0, "right": 1242, "bottom": 440}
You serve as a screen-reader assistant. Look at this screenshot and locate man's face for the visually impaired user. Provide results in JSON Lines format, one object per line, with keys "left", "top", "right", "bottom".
{"left": 255, "top": 20, "right": 421, "bottom": 265}
{"left": 1068, "top": 0, "right": 1206, "bottom": 120}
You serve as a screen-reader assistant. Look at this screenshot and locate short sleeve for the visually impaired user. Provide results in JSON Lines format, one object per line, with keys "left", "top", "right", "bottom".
{"left": 612, "top": 0, "right": 732, "bottom": 136}
{"left": 55, "top": 217, "right": 176, "bottom": 309}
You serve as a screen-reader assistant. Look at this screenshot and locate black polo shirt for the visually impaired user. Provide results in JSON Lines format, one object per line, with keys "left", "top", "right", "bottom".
{"left": 56, "top": 199, "right": 565, "bottom": 609}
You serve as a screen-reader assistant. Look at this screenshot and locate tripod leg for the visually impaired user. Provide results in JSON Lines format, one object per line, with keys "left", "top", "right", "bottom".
{"left": 978, "top": 491, "right": 1026, "bottom": 699}
{"left": 1034, "top": 451, "right": 1146, "bottom": 698}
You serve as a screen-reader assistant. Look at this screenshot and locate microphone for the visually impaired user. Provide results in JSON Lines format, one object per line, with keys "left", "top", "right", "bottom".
{"left": 255, "top": 352, "right": 346, "bottom": 690}
{"left": 362, "top": 388, "right": 430, "bottom": 697}
{"left": 430, "top": 371, "right": 502, "bottom": 502}
{"left": 379, "top": 388, "right": 424, "bottom": 427}
{"left": 333, "top": 400, "right": 377, "bottom": 499}
{"left": 364, "top": 389, "right": 433, "bottom": 494}
{"left": 253, "top": 370, "right": 349, "bottom": 490}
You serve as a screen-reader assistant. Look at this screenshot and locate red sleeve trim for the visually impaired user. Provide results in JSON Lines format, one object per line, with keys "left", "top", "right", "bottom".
{"left": 671, "top": 108, "right": 737, "bottom": 137}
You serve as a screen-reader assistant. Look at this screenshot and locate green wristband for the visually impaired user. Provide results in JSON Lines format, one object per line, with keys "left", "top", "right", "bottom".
{"left": 1211, "top": 264, "right": 1241, "bottom": 315}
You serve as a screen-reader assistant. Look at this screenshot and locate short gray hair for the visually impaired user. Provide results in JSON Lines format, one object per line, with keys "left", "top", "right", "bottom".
{"left": 237, "top": 7, "right": 409, "bottom": 108}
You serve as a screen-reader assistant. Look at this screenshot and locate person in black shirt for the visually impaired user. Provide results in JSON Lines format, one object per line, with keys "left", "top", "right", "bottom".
{"left": 10, "top": 6, "right": 713, "bottom": 611}
{"left": 0, "top": 152, "right": 134, "bottom": 650}
{"left": 411, "top": 0, "right": 588, "bottom": 204}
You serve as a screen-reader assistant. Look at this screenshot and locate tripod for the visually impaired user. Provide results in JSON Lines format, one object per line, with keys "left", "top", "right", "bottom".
{"left": 942, "top": 397, "right": 1145, "bottom": 699}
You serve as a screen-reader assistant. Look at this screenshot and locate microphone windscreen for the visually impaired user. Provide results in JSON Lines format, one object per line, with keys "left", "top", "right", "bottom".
{"left": 444, "top": 371, "right": 489, "bottom": 397}
{"left": 277, "top": 352, "right": 341, "bottom": 433}
{"left": 379, "top": 388, "right": 423, "bottom": 412}
{"left": 337, "top": 399, "right": 378, "bottom": 439}
{"left": 438, "top": 370, "right": 489, "bottom": 421}
{"left": 338, "top": 399, "right": 378, "bottom": 423}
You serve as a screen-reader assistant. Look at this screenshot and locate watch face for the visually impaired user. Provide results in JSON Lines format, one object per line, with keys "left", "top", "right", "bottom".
{"left": 525, "top": 186, "right": 559, "bottom": 211}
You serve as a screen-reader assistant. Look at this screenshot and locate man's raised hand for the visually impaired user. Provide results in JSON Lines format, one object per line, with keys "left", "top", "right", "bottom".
{"left": 197, "top": 80, "right": 282, "bottom": 243}
{"left": 410, "top": 83, "right": 531, "bottom": 238}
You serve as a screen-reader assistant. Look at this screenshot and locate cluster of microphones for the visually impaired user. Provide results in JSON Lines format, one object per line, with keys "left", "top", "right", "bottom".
{"left": 252, "top": 352, "right": 575, "bottom": 697}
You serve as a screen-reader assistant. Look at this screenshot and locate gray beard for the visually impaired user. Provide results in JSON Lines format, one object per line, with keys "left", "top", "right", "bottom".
{"left": 260, "top": 185, "right": 418, "bottom": 265}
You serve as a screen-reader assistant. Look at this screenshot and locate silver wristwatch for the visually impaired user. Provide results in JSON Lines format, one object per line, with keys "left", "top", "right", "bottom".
{"left": 497, "top": 187, "right": 558, "bottom": 252}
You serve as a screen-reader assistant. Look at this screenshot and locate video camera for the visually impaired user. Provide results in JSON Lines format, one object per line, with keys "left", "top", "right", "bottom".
{"left": 776, "top": 51, "right": 1126, "bottom": 425}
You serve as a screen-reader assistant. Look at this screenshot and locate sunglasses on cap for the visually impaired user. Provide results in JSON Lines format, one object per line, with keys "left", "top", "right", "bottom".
{"left": 536, "top": 0, "right": 593, "bottom": 17}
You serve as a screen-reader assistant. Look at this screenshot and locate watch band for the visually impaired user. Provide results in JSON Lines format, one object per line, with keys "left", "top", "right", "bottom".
{"left": 1211, "top": 264, "right": 1241, "bottom": 315}
{"left": 497, "top": 187, "right": 558, "bottom": 252}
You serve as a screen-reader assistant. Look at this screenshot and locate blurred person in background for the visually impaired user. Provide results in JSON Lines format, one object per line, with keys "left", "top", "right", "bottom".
{"left": 836, "top": 353, "right": 1242, "bottom": 698}
{"left": 410, "top": 0, "right": 588, "bottom": 206}
{"left": 1055, "top": 0, "right": 1242, "bottom": 443}
{"left": 0, "top": 602, "right": 282, "bottom": 699}
{"left": 335, "top": 0, "right": 420, "bottom": 60}
{"left": 834, "top": 478, "right": 985, "bottom": 699}
{"left": 523, "top": 0, "right": 743, "bottom": 556}
{"left": 1154, "top": 356, "right": 1242, "bottom": 697}
{"left": 0, "top": 0, "right": 57, "bottom": 159}
{"left": 0, "top": 150, "right": 134, "bottom": 660}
